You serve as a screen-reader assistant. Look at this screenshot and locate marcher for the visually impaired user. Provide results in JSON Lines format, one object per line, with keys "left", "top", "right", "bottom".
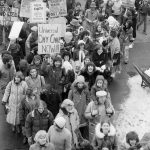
{"left": 48, "top": 117, "right": 72, "bottom": 150}
{"left": 85, "top": 91, "right": 114, "bottom": 141}
{"left": 2, "top": 71, "right": 28, "bottom": 133}
{"left": 56, "top": 99, "right": 80, "bottom": 148}
{"left": 19, "top": 88, "right": 37, "bottom": 144}
{"left": 29, "top": 130, "right": 55, "bottom": 150}
{"left": 25, "top": 100, "right": 54, "bottom": 145}
{"left": 92, "top": 120, "right": 118, "bottom": 150}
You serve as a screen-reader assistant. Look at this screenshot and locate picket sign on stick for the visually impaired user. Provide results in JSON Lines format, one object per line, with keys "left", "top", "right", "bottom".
{"left": 38, "top": 24, "right": 61, "bottom": 55}
{"left": 48, "top": 0, "right": 67, "bottom": 18}
{"left": 9, "top": 21, "right": 24, "bottom": 39}
{"left": 30, "top": 2, "right": 46, "bottom": 23}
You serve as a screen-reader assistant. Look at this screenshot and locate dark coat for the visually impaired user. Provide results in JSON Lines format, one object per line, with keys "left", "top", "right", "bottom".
{"left": 41, "top": 62, "right": 65, "bottom": 95}
{"left": 40, "top": 90, "right": 62, "bottom": 118}
{"left": 92, "top": 51, "right": 108, "bottom": 68}
{"left": 25, "top": 109, "right": 54, "bottom": 138}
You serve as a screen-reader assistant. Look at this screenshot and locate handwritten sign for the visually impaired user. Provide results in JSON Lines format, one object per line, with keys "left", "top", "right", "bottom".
{"left": 122, "top": 0, "right": 135, "bottom": 7}
{"left": 30, "top": 2, "right": 46, "bottom": 23}
{"left": 48, "top": 17, "right": 66, "bottom": 37}
{"left": 38, "top": 24, "right": 61, "bottom": 54}
{"left": 9, "top": 22, "right": 24, "bottom": 39}
{"left": 48, "top": 0, "right": 67, "bottom": 18}
{"left": 20, "top": 0, "right": 37, "bottom": 18}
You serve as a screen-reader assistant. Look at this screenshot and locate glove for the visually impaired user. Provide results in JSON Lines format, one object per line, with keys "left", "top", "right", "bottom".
{"left": 28, "top": 137, "right": 33, "bottom": 145}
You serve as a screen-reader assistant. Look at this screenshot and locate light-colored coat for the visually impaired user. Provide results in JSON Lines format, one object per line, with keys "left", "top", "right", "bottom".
{"left": 56, "top": 108, "right": 80, "bottom": 145}
{"left": 2, "top": 80, "right": 28, "bottom": 125}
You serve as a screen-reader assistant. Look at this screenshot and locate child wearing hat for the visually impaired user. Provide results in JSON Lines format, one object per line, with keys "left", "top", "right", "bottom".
{"left": 85, "top": 91, "right": 114, "bottom": 142}
{"left": 56, "top": 99, "right": 80, "bottom": 147}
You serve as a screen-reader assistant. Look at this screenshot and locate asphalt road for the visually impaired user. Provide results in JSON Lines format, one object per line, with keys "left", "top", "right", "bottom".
{"left": 0, "top": 19, "right": 150, "bottom": 150}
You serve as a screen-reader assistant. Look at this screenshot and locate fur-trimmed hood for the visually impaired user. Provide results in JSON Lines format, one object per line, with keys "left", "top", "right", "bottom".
{"left": 95, "top": 123, "right": 116, "bottom": 139}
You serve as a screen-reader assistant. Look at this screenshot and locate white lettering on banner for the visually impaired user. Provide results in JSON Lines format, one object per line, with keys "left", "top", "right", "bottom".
{"left": 48, "top": 0, "right": 67, "bottom": 18}
{"left": 30, "top": 2, "right": 46, "bottom": 23}
{"left": 38, "top": 24, "right": 61, "bottom": 54}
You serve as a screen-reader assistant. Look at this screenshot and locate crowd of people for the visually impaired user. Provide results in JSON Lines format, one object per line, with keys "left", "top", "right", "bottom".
{"left": 0, "top": 0, "right": 150, "bottom": 150}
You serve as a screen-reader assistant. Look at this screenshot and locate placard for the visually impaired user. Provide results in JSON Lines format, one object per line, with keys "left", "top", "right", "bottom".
{"left": 122, "top": 0, "right": 135, "bottom": 7}
{"left": 38, "top": 24, "right": 61, "bottom": 54}
{"left": 9, "top": 22, "right": 24, "bottom": 39}
{"left": 20, "top": 0, "right": 37, "bottom": 18}
{"left": 48, "top": 17, "right": 66, "bottom": 37}
{"left": 48, "top": 0, "right": 67, "bottom": 18}
{"left": 30, "top": 2, "right": 46, "bottom": 23}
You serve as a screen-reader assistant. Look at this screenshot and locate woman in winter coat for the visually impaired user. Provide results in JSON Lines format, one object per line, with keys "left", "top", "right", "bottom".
{"left": 25, "top": 66, "right": 45, "bottom": 96}
{"left": 120, "top": 131, "right": 141, "bottom": 150}
{"left": 68, "top": 75, "right": 90, "bottom": 139}
{"left": 19, "top": 88, "right": 37, "bottom": 144}
{"left": 2, "top": 71, "right": 28, "bottom": 132}
{"left": 25, "top": 100, "right": 54, "bottom": 145}
{"left": 41, "top": 56, "right": 65, "bottom": 99}
{"left": 91, "top": 75, "right": 111, "bottom": 103}
{"left": 92, "top": 120, "right": 118, "bottom": 150}
{"left": 80, "top": 62, "right": 102, "bottom": 91}
{"left": 85, "top": 91, "right": 114, "bottom": 142}
{"left": 92, "top": 44, "right": 108, "bottom": 68}
{"left": 29, "top": 130, "right": 55, "bottom": 150}
{"left": 56, "top": 99, "right": 80, "bottom": 148}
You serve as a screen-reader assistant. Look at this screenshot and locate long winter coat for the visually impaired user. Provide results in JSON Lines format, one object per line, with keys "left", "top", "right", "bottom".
{"left": 19, "top": 97, "right": 37, "bottom": 126}
{"left": 0, "top": 62, "right": 16, "bottom": 94}
{"left": 25, "top": 75, "right": 45, "bottom": 94}
{"left": 92, "top": 123, "right": 118, "bottom": 150}
{"left": 68, "top": 83, "right": 90, "bottom": 124}
{"left": 2, "top": 80, "right": 28, "bottom": 125}
{"left": 84, "top": 100, "right": 112, "bottom": 141}
{"left": 25, "top": 109, "right": 54, "bottom": 138}
{"left": 56, "top": 108, "right": 80, "bottom": 146}
{"left": 29, "top": 143, "right": 55, "bottom": 150}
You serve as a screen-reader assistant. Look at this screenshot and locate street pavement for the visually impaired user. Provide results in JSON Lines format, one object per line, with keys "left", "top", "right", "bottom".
{"left": 0, "top": 19, "right": 150, "bottom": 150}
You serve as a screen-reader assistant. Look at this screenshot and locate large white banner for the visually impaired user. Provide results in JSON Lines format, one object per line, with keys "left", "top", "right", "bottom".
{"left": 48, "top": 0, "right": 67, "bottom": 18}
{"left": 30, "top": 2, "right": 46, "bottom": 23}
{"left": 38, "top": 24, "right": 61, "bottom": 54}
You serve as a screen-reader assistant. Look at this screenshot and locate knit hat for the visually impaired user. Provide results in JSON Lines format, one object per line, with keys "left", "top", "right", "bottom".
{"left": 34, "top": 130, "right": 47, "bottom": 143}
{"left": 75, "top": 75, "right": 85, "bottom": 83}
{"left": 78, "top": 40, "right": 85, "bottom": 45}
{"left": 90, "top": 2, "right": 96, "bottom": 7}
{"left": 54, "top": 117, "right": 66, "bottom": 129}
{"left": 15, "top": 71, "right": 24, "bottom": 80}
{"left": 62, "top": 51, "right": 71, "bottom": 59}
{"left": 61, "top": 99, "right": 74, "bottom": 108}
{"left": 70, "top": 19, "right": 80, "bottom": 27}
{"left": 96, "top": 91, "right": 107, "bottom": 97}
{"left": 126, "top": 131, "right": 139, "bottom": 144}
{"left": 31, "top": 26, "right": 38, "bottom": 32}
{"left": 54, "top": 56, "right": 62, "bottom": 63}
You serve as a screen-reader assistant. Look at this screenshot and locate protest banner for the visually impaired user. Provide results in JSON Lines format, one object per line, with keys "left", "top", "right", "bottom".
{"left": 48, "top": 17, "right": 66, "bottom": 37}
{"left": 30, "top": 2, "right": 46, "bottom": 23}
{"left": 9, "top": 21, "right": 24, "bottom": 39}
{"left": 48, "top": 0, "right": 67, "bottom": 18}
{"left": 122, "top": 0, "right": 135, "bottom": 7}
{"left": 38, "top": 24, "right": 61, "bottom": 54}
{"left": 20, "top": 0, "right": 37, "bottom": 18}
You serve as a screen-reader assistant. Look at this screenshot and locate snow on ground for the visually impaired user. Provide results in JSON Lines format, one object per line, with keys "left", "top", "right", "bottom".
{"left": 115, "top": 75, "right": 150, "bottom": 142}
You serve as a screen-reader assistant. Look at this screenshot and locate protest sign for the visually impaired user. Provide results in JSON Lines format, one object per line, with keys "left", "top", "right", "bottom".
{"left": 48, "top": 17, "right": 66, "bottom": 37}
{"left": 122, "top": 0, "right": 135, "bottom": 7}
{"left": 20, "top": 0, "right": 37, "bottom": 18}
{"left": 30, "top": 2, "right": 46, "bottom": 23}
{"left": 0, "top": 1, "right": 5, "bottom": 6}
{"left": 48, "top": 0, "right": 67, "bottom": 18}
{"left": 38, "top": 24, "right": 61, "bottom": 54}
{"left": 9, "top": 21, "right": 24, "bottom": 39}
